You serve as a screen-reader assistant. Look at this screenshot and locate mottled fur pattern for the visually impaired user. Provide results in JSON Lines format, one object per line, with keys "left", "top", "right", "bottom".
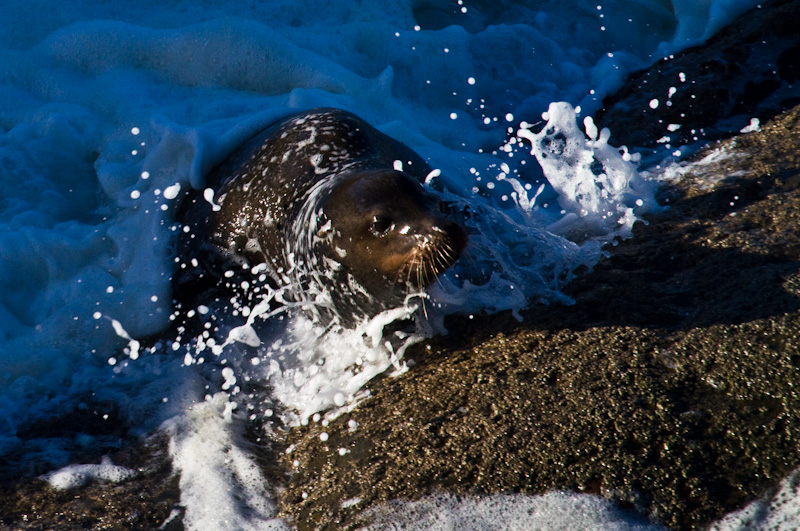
{"left": 176, "top": 108, "right": 467, "bottom": 326}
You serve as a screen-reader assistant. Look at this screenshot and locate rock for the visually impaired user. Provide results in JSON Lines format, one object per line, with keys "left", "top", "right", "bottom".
{"left": 596, "top": 0, "right": 800, "bottom": 151}
{"left": 0, "top": 434, "right": 182, "bottom": 530}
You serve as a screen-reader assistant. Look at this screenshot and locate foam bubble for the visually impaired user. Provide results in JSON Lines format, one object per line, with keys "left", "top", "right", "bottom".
{"left": 163, "top": 182, "right": 182, "bottom": 200}
{"left": 43, "top": 456, "right": 136, "bottom": 490}
{"left": 165, "top": 394, "right": 289, "bottom": 530}
{"left": 361, "top": 492, "right": 662, "bottom": 530}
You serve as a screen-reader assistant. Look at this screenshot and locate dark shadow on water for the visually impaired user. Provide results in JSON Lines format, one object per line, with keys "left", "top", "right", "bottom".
{"left": 595, "top": 0, "right": 800, "bottom": 157}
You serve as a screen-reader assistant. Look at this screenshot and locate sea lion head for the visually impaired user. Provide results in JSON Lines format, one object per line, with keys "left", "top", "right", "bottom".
{"left": 315, "top": 169, "right": 468, "bottom": 301}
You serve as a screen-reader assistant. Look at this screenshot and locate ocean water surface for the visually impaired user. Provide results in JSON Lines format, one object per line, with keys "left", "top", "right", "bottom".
{"left": 0, "top": 0, "right": 782, "bottom": 528}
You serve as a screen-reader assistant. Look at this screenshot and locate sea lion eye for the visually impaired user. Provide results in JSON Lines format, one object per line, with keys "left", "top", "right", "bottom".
{"left": 370, "top": 216, "right": 394, "bottom": 236}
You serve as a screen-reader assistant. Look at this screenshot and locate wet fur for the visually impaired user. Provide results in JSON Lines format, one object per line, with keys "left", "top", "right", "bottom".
{"left": 175, "top": 108, "right": 467, "bottom": 326}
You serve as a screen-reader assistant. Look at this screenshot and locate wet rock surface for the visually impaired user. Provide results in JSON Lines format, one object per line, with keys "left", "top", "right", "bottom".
{"left": 596, "top": 0, "right": 800, "bottom": 151}
{"left": 0, "top": 435, "right": 181, "bottom": 530}
{"left": 5, "top": 2, "right": 800, "bottom": 529}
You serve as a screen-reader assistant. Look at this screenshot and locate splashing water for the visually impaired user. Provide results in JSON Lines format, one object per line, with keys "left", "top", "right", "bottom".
{"left": 518, "top": 101, "right": 658, "bottom": 241}
{"left": 3, "top": 90, "right": 658, "bottom": 529}
{"left": 426, "top": 101, "right": 658, "bottom": 321}
{"left": 159, "top": 101, "right": 659, "bottom": 433}
{"left": 10, "top": 1, "right": 779, "bottom": 528}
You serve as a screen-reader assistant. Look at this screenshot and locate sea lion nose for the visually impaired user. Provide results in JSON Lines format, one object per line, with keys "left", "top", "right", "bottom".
{"left": 429, "top": 218, "right": 468, "bottom": 259}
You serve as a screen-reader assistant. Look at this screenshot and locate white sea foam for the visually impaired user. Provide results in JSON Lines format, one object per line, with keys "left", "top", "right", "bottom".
{"left": 165, "top": 392, "right": 289, "bottom": 531}
{"left": 709, "top": 467, "right": 800, "bottom": 531}
{"left": 43, "top": 455, "right": 136, "bottom": 490}
{"left": 360, "top": 492, "right": 664, "bottom": 531}
{"left": 0, "top": 0, "right": 774, "bottom": 529}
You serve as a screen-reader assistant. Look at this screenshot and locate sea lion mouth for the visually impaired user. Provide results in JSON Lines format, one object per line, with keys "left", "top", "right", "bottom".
{"left": 395, "top": 224, "right": 467, "bottom": 288}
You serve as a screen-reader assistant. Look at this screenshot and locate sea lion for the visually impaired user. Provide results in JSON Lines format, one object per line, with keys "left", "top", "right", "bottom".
{"left": 176, "top": 108, "right": 468, "bottom": 326}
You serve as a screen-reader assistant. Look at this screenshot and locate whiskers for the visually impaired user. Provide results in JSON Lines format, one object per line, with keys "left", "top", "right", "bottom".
{"left": 400, "top": 235, "right": 461, "bottom": 319}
